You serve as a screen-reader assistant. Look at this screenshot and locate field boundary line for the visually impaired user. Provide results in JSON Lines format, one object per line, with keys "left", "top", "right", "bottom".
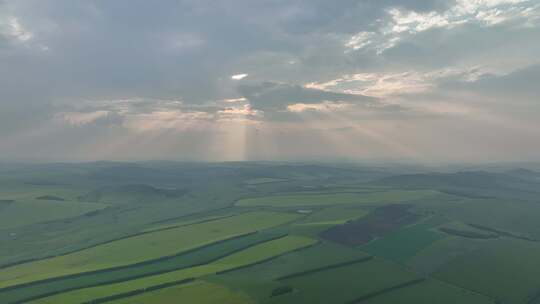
{"left": 0, "top": 232, "right": 258, "bottom": 293}
{"left": 216, "top": 240, "right": 321, "bottom": 275}
{"left": 276, "top": 256, "right": 373, "bottom": 281}
{"left": 466, "top": 223, "right": 538, "bottom": 242}
{"left": 345, "top": 278, "right": 426, "bottom": 303}
{"left": 2, "top": 232, "right": 289, "bottom": 304}
{"left": 0, "top": 209, "right": 240, "bottom": 270}
{"left": 80, "top": 278, "right": 196, "bottom": 304}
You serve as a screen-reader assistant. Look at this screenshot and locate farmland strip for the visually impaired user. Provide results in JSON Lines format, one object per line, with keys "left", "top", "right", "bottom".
{"left": 216, "top": 241, "right": 320, "bottom": 275}
{"left": 81, "top": 278, "right": 196, "bottom": 304}
{"left": 467, "top": 223, "right": 537, "bottom": 242}
{"left": 0, "top": 210, "right": 239, "bottom": 270}
{"left": 346, "top": 278, "right": 426, "bottom": 304}
{"left": 1, "top": 232, "right": 287, "bottom": 304}
{"left": 276, "top": 256, "right": 373, "bottom": 281}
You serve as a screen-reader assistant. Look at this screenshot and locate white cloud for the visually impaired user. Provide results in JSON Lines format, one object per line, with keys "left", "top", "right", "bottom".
{"left": 387, "top": 8, "right": 452, "bottom": 34}
{"left": 217, "top": 104, "right": 263, "bottom": 122}
{"left": 223, "top": 97, "right": 248, "bottom": 103}
{"left": 345, "top": 0, "right": 540, "bottom": 54}
{"left": 56, "top": 111, "right": 111, "bottom": 126}
{"left": 231, "top": 73, "right": 248, "bottom": 80}
{"left": 54, "top": 97, "right": 264, "bottom": 131}
{"left": 305, "top": 66, "right": 507, "bottom": 97}
{"left": 345, "top": 31, "right": 375, "bottom": 51}
{"left": 1, "top": 16, "right": 33, "bottom": 42}
{"left": 123, "top": 110, "right": 213, "bottom": 131}
{"left": 287, "top": 101, "right": 351, "bottom": 113}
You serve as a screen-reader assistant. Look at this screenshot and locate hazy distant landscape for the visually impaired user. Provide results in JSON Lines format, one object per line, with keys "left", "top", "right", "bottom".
{"left": 1, "top": 162, "right": 540, "bottom": 303}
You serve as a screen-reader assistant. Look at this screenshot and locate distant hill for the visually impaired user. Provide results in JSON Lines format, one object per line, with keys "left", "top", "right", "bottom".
{"left": 79, "top": 184, "right": 186, "bottom": 204}
{"left": 35, "top": 195, "right": 65, "bottom": 201}
{"left": 374, "top": 171, "right": 540, "bottom": 201}
{"left": 504, "top": 168, "right": 540, "bottom": 180}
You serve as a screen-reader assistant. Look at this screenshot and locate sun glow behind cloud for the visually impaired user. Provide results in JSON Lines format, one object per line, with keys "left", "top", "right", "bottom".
{"left": 1, "top": 0, "right": 540, "bottom": 162}
{"left": 231, "top": 73, "right": 248, "bottom": 80}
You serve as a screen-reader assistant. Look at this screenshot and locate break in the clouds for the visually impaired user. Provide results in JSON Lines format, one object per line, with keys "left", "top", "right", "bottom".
{"left": 0, "top": 0, "right": 539, "bottom": 162}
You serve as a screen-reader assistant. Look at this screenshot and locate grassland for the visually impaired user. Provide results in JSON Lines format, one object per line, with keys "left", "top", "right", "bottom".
{"left": 0, "top": 212, "right": 300, "bottom": 289}
{"left": 361, "top": 216, "right": 447, "bottom": 264}
{"left": 438, "top": 221, "right": 499, "bottom": 239}
{"left": 244, "top": 178, "right": 287, "bottom": 185}
{"left": 265, "top": 258, "right": 419, "bottom": 304}
{"left": 0, "top": 231, "right": 285, "bottom": 304}
{"left": 140, "top": 212, "right": 240, "bottom": 233}
{"left": 112, "top": 281, "right": 254, "bottom": 304}
{"left": 290, "top": 205, "right": 369, "bottom": 237}
{"left": 296, "top": 205, "right": 369, "bottom": 226}
{"left": 0, "top": 198, "right": 107, "bottom": 230}
{"left": 407, "top": 236, "right": 488, "bottom": 274}
{"left": 361, "top": 279, "right": 495, "bottom": 304}
{"left": 3, "top": 163, "right": 540, "bottom": 304}
{"left": 236, "top": 190, "right": 439, "bottom": 207}
{"left": 0, "top": 183, "right": 106, "bottom": 230}
{"left": 420, "top": 198, "right": 540, "bottom": 240}
{"left": 434, "top": 238, "right": 540, "bottom": 304}
{"left": 29, "top": 236, "right": 315, "bottom": 304}
{"left": 208, "top": 241, "right": 373, "bottom": 302}
{"left": 213, "top": 242, "right": 370, "bottom": 283}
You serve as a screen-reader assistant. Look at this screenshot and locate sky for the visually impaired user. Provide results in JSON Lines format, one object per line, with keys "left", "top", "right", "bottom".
{"left": 0, "top": 0, "right": 539, "bottom": 162}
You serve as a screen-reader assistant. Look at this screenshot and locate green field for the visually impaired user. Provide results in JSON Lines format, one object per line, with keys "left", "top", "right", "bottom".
{"left": 0, "top": 212, "right": 300, "bottom": 289}
{"left": 434, "top": 238, "right": 540, "bottom": 304}
{"left": 0, "top": 198, "right": 107, "bottom": 230}
{"left": 236, "top": 190, "right": 439, "bottom": 207}
{"left": 290, "top": 205, "right": 370, "bottom": 237}
{"left": 0, "top": 231, "right": 286, "bottom": 304}
{"left": 407, "top": 236, "right": 488, "bottom": 274}
{"left": 209, "top": 242, "right": 371, "bottom": 302}
{"left": 244, "top": 178, "right": 287, "bottom": 185}
{"left": 0, "top": 183, "right": 106, "bottom": 229}
{"left": 30, "top": 235, "right": 315, "bottom": 304}
{"left": 297, "top": 205, "right": 369, "bottom": 225}
{"left": 361, "top": 216, "right": 447, "bottom": 264}
{"left": 2, "top": 163, "right": 540, "bottom": 304}
{"left": 419, "top": 198, "right": 540, "bottom": 240}
{"left": 362, "top": 279, "right": 495, "bottom": 304}
{"left": 266, "top": 258, "right": 419, "bottom": 304}
{"left": 112, "top": 281, "right": 254, "bottom": 304}
{"left": 141, "top": 212, "right": 240, "bottom": 233}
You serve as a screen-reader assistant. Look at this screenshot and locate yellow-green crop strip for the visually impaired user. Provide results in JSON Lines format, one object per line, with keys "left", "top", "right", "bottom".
{"left": 30, "top": 236, "right": 316, "bottom": 304}
{"left": 0, "top": 211, "right": 300, "bottom": 289}
{"left": 112, "top": 281, "right": 255, "bottom": 304}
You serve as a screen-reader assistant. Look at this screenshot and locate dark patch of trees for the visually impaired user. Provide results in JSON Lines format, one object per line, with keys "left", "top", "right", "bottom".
{"left": 35, "top": 195, "right": 65, "bottom": 201}
{"left": 271, "top": 285, "right": 293, "bottom": 297}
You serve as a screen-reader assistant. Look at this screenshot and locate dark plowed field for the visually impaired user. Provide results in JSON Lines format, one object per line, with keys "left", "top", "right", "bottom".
{"left": 320, "top": 205, "right": 419, "bottom": 246}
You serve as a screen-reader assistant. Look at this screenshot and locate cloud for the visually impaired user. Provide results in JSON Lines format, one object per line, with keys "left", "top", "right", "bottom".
{"left": 439, "top": 64, "right": 540, "bottom": 101}
{"left": 238, "top": 82, "right": 377, "bottom": 111}
{"left": 0, "top": 16, "right": 32, "bottom": 42}
{"left": 344, "top": 0, "right": 540, "bottom": 54}
{"left": 56, "top": 110, "right": 116, "bottom": 126}
{"left": 287, "top": 101, "right": 352, "bottom": 113}
{"left": 0, "top": 0, "right": 540, "bottom": 161}
{"left": 231, "top": 73, "right": 248, "bottom": 80}
{"left": 345, "top": 32, "right": 375, "bottom": 51}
